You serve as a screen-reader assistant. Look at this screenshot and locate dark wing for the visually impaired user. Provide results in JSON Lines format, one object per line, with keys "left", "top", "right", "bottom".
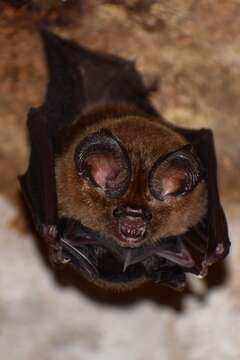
{"left": 41, "top": 29, "right": 157, "bottom": 138}
{"left": 173, "top": 126, "right": 230, "bottom": 275}
{"left": 19, "top": 108, "right": 58, "bottom": 231}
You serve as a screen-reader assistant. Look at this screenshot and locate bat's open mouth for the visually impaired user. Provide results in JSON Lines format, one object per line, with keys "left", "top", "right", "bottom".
{"left": 118, "top": 218, "right": 147, "bottom": 246}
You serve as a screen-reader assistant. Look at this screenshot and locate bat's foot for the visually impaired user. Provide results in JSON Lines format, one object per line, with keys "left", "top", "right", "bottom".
{"left": 49, "top": 242, "right": 71, "bottom": 265}
{"left": 41, "top": 224, "right": 70, "bottom": 265}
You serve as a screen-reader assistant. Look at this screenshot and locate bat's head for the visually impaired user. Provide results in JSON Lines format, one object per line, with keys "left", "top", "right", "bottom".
{"left": 55, "top": 115, "right": 208, "bottom": 287}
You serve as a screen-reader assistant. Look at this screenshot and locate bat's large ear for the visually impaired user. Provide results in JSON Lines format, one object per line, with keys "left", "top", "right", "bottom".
{"left": 74, "top": 129, "right": 131, "bottom": 198}
{"left": 173, "top": 126, "right": 230, "bottom": 275}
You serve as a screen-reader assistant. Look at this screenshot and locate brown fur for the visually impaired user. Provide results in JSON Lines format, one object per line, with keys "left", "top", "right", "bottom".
{"left": 55, "top": 108, "right": 207, "bottom": 251}
{"left": 91, "top": 275, "right": 147, "bottom": 292}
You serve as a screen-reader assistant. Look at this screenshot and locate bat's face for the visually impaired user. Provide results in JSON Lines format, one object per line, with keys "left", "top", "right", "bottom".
{"left": 56, "top": 116, "right": 207, "bottom": 254}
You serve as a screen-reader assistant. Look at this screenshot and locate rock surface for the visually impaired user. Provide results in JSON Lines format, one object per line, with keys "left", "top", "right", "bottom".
{"left": 0, "top": 1, "right": 240, "bottom": 359}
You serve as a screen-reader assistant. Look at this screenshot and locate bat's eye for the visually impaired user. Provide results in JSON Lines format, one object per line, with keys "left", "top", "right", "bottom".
{"left": 75, "top": 129, "right": 131, "bottom": 198}
{"left": 149, "top": 145, "right": 203, "bottom": 200}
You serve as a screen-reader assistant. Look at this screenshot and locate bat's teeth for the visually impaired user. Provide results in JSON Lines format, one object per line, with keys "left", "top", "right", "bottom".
{"left": 123, "top": 250, "right": 132, "bottom": 272}
{"left": 119, "top": 220, "right": 146, "bottom": 243}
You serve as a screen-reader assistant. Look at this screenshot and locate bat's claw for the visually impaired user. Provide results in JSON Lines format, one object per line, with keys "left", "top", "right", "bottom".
{"left": 49, "top": 243, "right": 70, "bottom": 265}
{"left": 41, "top": 224, "right": 70, "bottom": 264}
{"left": 42, "top": 224, "right": 58, "bottom": 243}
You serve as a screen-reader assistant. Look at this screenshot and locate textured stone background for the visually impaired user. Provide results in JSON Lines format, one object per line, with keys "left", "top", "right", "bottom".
{"left": 0, "top": 1, "right": 240, "bottom": 359}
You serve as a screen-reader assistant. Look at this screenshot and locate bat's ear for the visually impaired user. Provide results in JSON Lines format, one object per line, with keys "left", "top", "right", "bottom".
{"left": 74, "top": 129, "right": 131, "bottom": 198}
{"left": 173, "top": 126, "right": 230, "bottom": 275}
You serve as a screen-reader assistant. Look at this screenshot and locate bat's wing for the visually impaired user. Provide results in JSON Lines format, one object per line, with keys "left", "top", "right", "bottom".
{"left": 19, "top": 30, "right": 157, "bottom": 261}
{"left": 19, "top": 106, "right": 61, "bottom": 261}
{"left": 173, "top": 126, "right": 230, "bottom": 275}
{"left": 41, "top": 29, "right": 157, "bottom": 138}
{"left": 19, "top": 108, "right": 57, "bottom": 229}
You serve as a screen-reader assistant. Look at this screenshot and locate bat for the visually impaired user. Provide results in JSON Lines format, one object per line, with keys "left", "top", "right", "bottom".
{"left": 19, "top": 30, "right": 230, "bottom": 291}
